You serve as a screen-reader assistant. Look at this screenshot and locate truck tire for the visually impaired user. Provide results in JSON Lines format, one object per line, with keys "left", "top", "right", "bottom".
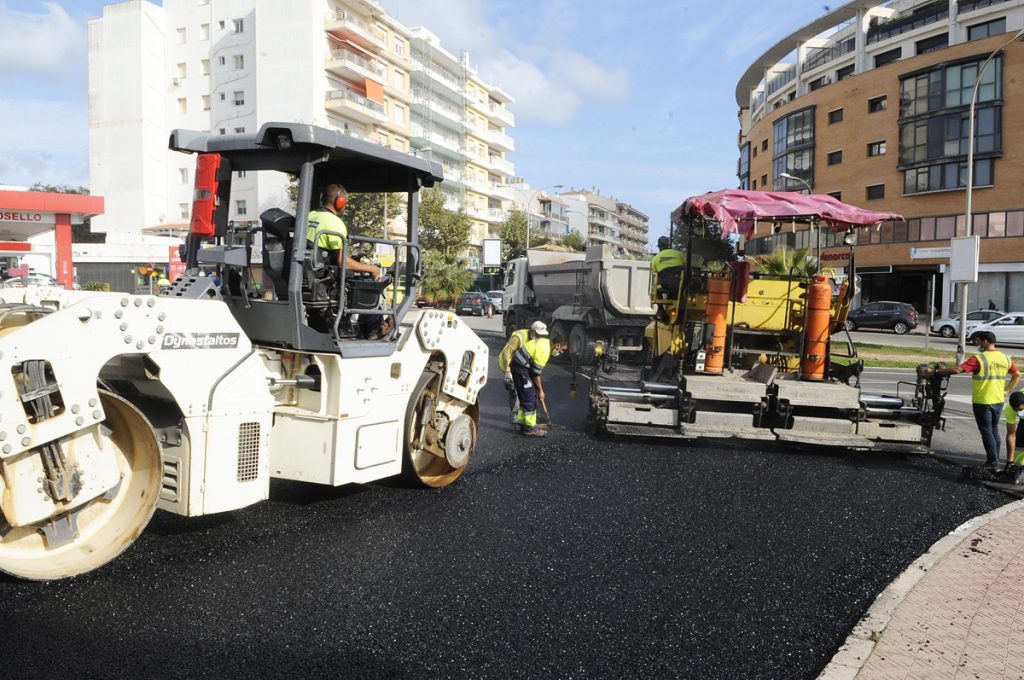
{"left": 0, "top": 390, "right": 162, "bottom": 581}
{"left": 504, "top": 312, "right": 516, "bottom": 339}
{"left": 401, "top": 369, "right": 475, "bottom": 488}
{"left": 570, "top": 324, "right": 596, "bottom": 366}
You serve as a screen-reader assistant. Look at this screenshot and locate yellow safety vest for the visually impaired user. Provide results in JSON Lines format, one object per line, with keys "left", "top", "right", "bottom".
{"left": 499, "top": 329, "right": 551, "bottom": 375}
{"left": 972, "top": 350, "right": 1011, "bottom": 405}
{"left": 651, "top": 248, "right": 685, "bottom": 273}
{"left": 306, "top": 209, "right": 348, "bottom": 251}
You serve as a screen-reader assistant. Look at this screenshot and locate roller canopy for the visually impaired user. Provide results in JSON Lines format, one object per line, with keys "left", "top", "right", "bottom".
{"left": 169, "top": 122, "right": 443, "bottom": 192}
{"left": 672, "top": 189, "right": 903, "bottom": 239}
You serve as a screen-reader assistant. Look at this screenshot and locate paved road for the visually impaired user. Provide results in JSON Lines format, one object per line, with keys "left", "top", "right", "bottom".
{"left": 1, "top": 314, "right": 1012, "bottom": 680}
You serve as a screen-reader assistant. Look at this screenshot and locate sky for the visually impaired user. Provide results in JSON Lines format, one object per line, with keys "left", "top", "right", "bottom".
{"left": 0, "top": 0, "right": 829, "bottom": 239}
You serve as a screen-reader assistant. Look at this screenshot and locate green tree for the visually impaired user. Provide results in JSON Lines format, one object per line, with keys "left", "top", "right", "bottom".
{"left": 346, "top": 191, "right": 403, "bottom": 239}
{"left": 419, "top": 250, "right": 474, "bottom": 308}
{"left": 560, "top": 230, "right": 587, "bottom": 252}
{"left": 499, "top": 208, "right": 548, "bottom": 260}
{"left": 29, "top": 183, "right": 105, "bottom": 243}
{"left": 418, "top": 186, "right": 472, "bottom": 256}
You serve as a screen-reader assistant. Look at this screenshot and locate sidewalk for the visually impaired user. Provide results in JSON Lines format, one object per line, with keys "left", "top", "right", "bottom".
{"left": 820, "top": 498, "right": 1024, "bottom": 679}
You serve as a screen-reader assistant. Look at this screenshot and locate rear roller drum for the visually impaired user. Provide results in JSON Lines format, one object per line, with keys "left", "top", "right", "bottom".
{"left": 0, "top": 391, "right": 162, "bottom": 580}
{"left": 402, "top": 369, "right": 477, "bottom": 488}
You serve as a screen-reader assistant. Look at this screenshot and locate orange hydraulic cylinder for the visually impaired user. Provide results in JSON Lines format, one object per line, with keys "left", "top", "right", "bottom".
{"left": 801, "top": 274, "right": 832, "bottom": 381}
{"left": 703, "top": 273, "right": 730, "bottom": 375}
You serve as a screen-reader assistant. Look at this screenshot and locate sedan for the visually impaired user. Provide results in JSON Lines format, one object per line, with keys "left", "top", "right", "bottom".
{"left": 931, "top": 309, "right": 1004, "bottom": 338}
{"left": 844, "top": 301, "right": 919, "bottom": 335}
{"left": 455, "top": 292, "right": 491, "bottom": 316}
{"left": 967, "top": 312, "right": 1024, "bottom": 345}
{"left": 486, "top": 290, "right": 504, "bottom": 314}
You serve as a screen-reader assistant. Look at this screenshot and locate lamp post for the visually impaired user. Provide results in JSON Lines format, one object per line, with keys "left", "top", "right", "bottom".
{"left": 524, "top": 184, "right": 564, "bottom": 252}
{"left": 779, "top": 172, "right": 812, "bottom": 194}
{"left": 955, "top": 27, "right": 1024, "bottom": 365}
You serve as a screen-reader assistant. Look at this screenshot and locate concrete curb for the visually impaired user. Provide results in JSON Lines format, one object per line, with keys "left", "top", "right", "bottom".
{"left": 817, "top": 497, "right": 1024, "bottom": 680}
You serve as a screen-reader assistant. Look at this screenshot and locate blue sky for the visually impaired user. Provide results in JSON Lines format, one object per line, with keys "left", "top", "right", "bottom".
{"left": 0, "top": 0, "right": 828, "bottom": 238}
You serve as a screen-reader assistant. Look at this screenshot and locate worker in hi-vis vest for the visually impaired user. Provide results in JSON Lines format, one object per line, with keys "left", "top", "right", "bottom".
{"left": 926, "top": 330, "right": 1020, "bottom": 468}
{"left": 1006, "top": 391, "right": 1024, "bottom": 466}
{"left": 498, "top": 321, "right": 566, "bottom": 437}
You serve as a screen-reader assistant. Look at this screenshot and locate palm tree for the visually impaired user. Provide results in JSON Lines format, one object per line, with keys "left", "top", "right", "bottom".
{"left": 419, "top": 251, "right": 475, "bottom": 308}
{"left": 751, "top": 246, "right": 819, "bottom": 278}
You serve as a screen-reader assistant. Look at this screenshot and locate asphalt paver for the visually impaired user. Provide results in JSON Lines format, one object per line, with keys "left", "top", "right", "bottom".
{"left": 0, "top": 334, "right": 1011, "bottom": 679}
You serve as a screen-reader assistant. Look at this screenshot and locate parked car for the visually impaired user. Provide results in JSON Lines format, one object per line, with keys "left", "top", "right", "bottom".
{"left": 486, "top": 289, "right": 504, "bottom": 314}
{"left": 455, "top": 291, "right": 492, "bottom": 316}
{"left": 1, "top": 271, "right": 80, "bottom": 290}
{"left": 844, "top": 301, "right": 919, "bottom": 335}
{"left": 967, "top": 312, "right": 1024, "bottom": 345}
{"left": 930, "top": 309, "right": 1004, "bottom": 338}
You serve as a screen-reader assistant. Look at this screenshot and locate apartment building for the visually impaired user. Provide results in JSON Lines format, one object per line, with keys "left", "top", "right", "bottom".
{"left": 560, "top": 188, "right": 650, "bottom": 259}
{"left": 736, "top": 0, "right": 1024, "bottom": 315}
{"left": 88, "top": 0, "right": 516, "bottom": 260}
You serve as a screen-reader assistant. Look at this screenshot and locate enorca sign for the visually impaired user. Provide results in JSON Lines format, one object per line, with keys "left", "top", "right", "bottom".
{"left": 161, "top": 332, "right": 240, "bottom": 350}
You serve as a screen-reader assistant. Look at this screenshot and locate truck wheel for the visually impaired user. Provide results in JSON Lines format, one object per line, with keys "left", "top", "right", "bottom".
{"left": 0, "top": 391, "right": 162, "bottom": 580}
{"left": 570, "top": 324, "right": 596, "bottom": 366}
{"left": 402, "top": 369, "right": 475, "bottom": 488}
{"left": 504, "top": 313, "right": 515, "bottom": 339}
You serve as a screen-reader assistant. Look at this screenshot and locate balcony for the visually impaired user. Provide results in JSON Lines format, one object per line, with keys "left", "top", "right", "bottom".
{"left": 410, "top": 89, "right": 464, "bottom": 129}
{"left": 488, "top": 102, "right": 515, "bottom": 127}
{"left": 802, "top": 35, "right": 855, "bottom": 73}
{"left": 867, "top": 1, "right": 948, "bottom": 45}
{"left": 409, "top": 124, "right": 466, "bottom": 159}
{"left": 325, "top": 48, "right": 385, "bottom": 81}
{"left": 324, "top": 11, "right": 385, "bottom": 52}
{"left": 325, "top": 86, "right": 386, "bottom": 123}
{"left": 482, "top": 127, "right": 514, "bottom": 153}
{"left": 467, "top": 204, "right": 506, "bottom": 223}
{"left": 958, "top": 0, "right": 1011, "bottom": 11}
{"left": 487, "top": 155, "right": 514, "bottom": 177}
{"left": 588, "top": 229, "right": 617, "bottom": 244}
{"left": 766, "top": 64, "right": 796, "bottom": 96}
{"left": 489, "top": 182, "right": 515, "bottom": 201}
{"left": 410, "top": 60, "right": 465, "bottom": 98}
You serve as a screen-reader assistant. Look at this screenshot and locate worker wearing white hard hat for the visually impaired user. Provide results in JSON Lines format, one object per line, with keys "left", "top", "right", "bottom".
{"left": 497, "top": 320, "right": 566, "bottom": 436}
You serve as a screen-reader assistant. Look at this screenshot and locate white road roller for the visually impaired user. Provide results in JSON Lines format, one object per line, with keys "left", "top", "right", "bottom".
{"left": 0, "top": 123, "right": 488, "bottom": 580}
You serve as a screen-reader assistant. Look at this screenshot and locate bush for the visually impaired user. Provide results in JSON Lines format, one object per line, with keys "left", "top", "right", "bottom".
{"left": 83, "top": 281, "right": 110, "bottom": 292}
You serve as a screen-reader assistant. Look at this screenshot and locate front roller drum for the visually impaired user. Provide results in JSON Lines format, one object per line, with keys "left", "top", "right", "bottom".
{"left": 402, "top": 369, "right": 478, "bottom": 488}
{"left": 0, "top": 391, "right": 162, "bottom": 580}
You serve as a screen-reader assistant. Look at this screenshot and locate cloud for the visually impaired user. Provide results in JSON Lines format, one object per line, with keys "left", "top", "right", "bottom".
{"left": 0, "top": 2, "right": 85, "bottom": 77}
{"left": 380, "top": 0, "right": 630, "bottom": 124}
{"left": 0, "top": 97, "right": 89, "bottom": 187}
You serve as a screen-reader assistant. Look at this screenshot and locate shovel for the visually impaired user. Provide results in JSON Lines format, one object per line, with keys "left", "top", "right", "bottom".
{"left": 539, "top": 397, "right": 561, "bottom": 429}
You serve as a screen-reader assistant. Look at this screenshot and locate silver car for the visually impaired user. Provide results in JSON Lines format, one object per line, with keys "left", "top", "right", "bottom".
{"left": 486, "top": 289, "right": 504, "bottom": 314}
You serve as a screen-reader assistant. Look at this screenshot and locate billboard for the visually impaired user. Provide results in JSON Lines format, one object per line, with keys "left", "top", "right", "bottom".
{"left": 482, "top": 238, "right": 502, "bottom": 267}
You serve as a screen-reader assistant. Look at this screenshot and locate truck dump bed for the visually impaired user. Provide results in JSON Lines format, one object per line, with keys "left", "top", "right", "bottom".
{"left": 528, "top": 245, "right": 653, "bottom": 318}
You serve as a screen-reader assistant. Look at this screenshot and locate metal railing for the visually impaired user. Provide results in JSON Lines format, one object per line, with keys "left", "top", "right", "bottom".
{"left": 326, "top": 49, "right": 385, "bottom": 78}
{"left": 766, "top": 65, "right": 797, "bottom": 95}
{"left": 867, "top": 2, "right": 948, "bottom": 44}
{"left": 803, "top": 36, "right": 855, "bottom": 72}
{"left": 958, "top": 0, "right": 1011, "bottom": 13}
{"left": 326, "top": 87, "right": 385, "bottom": 115}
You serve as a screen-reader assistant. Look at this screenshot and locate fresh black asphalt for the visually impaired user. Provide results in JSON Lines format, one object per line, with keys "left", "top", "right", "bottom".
{"left": 0, "top": 333, "right": 1009, "bottom": 679}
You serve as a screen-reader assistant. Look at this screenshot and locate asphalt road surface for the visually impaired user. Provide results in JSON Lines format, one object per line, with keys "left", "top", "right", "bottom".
{"left": 1, "top": 318, "right": 1012, "bottom": 680}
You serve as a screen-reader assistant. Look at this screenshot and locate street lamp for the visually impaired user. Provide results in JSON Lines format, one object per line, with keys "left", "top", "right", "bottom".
{"left": 524, "top": 184, "right": 564, "bottom": 252}
{"left": 955, "top": 27, "right": 1024, "bottom": 364}
{"left": 779, "top": 172, "right": 812, "bottom": 194}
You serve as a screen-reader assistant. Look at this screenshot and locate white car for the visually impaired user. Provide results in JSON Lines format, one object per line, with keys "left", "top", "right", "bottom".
{"left": 966, "top": 312, "right": 1024, "bottom": 345}
{"left": 486, "top": 289, "right": 503, "bottom": 314}
{"left": 930, "top": 309, "right": 1003, "bottom": 338}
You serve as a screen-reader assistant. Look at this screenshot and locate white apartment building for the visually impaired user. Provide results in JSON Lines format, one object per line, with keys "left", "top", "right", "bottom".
{"left": 87, "top": 0, "right": 517, "bottom": 258}
{"left": 559, "top": 188, "right": 650, "bottom": 259}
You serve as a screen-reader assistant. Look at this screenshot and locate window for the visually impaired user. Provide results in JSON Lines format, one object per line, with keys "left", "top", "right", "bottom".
{"left": 827, "top": 191, "right": 842, "bottom": 201}
{"left": 968, "top": 18, "right": 1006, "bottom": 41}
{"left": 836, "top": 64, "right": 855, "bottom": 81}
{"left": 176, "top": 27, "right": 186, "bottom": 44}
{"left": 903, "top": 158, "right": 994, "bottom": 194}
{"left": 867, "top": 140, "right": 886, "bottom": 157}
{"left": 738, "top": 142, "right": 750, "bottom": 188}
{"left": 392, "top": 103, "right": 405, "bottom": 125}
{"left": 219, "top": 92, "right": 225, "bottom": 101}
{"left": 177, "top": 97, "right": 187, "bottom": 114}
{"left": 218, "top": 20, "right": 225, "bottom": 30}
{"left": 899, "top": 108, "right": 1002, "bottom": 164}
{"left": 866, "top": 184, "right": 885, "bottom": 200}
{"left": 761, "top": 174, "right": 768, "bottom": 187}
{"left": 233, "top": 91, "right": 244, "bottom": 106}
{"left": 868, "top": 96, "right": 886, "bottom": 113}
{"left": 828, "top": 108, "right": 843, "bottom": 124}
{"left": 179, "top": 203, "right": 189, "bottom": 219}
{"left": 236, "top": 171, "right": 247, "bottom": 179}
{"left": 752, "top": 146, "right": 758, "bottom": 158}
{"left": 218, "top": 56, "right": 226, "bottom": 66}
{"left": 178, "top": 168, "right": 189, "bottom": 184}
{"left": 772, "top": 106, "right": 815, "bottom": 190}
{"left": 809, "top": 76, "right": 829, "bottom": 91}
{"left": 236, "top": 200, "right": 247, "bottom": 215}
{"left": 219, "top": 128, "right": 226, "bottom": 134}
{"left": 899, "top": 58, "right": 1001, "bottom": 117}
{"left": 915, "top": 33, "right": 948, "bottom": 56}
{"left": 200, "top": 23, "right": 210, "bottom": 41}
{"left": 233, "top": 18, "right": 244, "bottom": 33}
{"left": 394, "top": 40, "right": 405, "bottom": 58}
{"left": 874, "top": 48, "right": 901, "bottom": 68}
{"left": 234, "top": 54, "right": 244, "bottom": 70}
{"left": 761, "top": 139, "right": 768, "bottom": 151}
{"left": 201, "top": 59, "right": 210, "bottom": 75}
{"left": 752, "top": 179, "right": 757, "bottom": 189}
{"left": 234, "top": 126, "right": 245, "bottom": 133}
{"left": 176, "top": 63, "right": 186, "bottom": 79}
{"left": 827, "top": 150, "right": 843, "bottom": 166}
{"left": 201, "top": 95, "right": 210, "bottom": 111}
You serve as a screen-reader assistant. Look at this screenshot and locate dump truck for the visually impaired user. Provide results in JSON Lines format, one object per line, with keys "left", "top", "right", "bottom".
{"left": 0, "top": 123, "right": 488, "bottom": 580}
{"left": 502, "top": 245, "right": 654, "bottom": 365}
{"left": 583, "top": 190, "right": 949, "bottom": 452}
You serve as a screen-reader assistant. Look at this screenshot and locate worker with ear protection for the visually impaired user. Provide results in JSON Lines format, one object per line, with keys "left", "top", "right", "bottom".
{"left": 307, "top": 183, "right": 381, "bottom": 278}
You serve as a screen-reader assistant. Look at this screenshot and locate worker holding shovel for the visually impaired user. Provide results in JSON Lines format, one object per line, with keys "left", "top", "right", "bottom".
{"left": 498, "top": 320, "right": 566, "bottom": 437}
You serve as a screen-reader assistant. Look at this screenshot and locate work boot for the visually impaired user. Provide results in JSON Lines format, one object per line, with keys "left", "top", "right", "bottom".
{"left": 513, "top": 423, "right": 524, "bottom": 434}
{"left": 522, "top": 427, "right": 547, "bottom": 438}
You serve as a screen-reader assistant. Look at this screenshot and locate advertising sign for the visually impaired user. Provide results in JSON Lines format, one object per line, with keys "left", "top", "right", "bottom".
{"left": 482, "top": 238, "right": 502, "bottom": 267}
{"left": 949, "top": 235, "right": 979, "bottom": 283}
